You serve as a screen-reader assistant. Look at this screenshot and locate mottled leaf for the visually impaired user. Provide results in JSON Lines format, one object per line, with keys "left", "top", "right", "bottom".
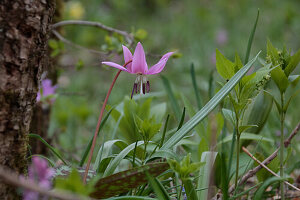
{"left": 90, "top": 162, "right": 169, "bottom": 199}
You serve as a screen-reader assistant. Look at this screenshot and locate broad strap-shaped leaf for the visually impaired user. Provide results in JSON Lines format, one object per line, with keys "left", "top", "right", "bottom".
{"left": 217, "top": 132, "right": 274, "bottom": 145}
{"left": 197, "top": 151, "right": 218, "bottom": 199}
{"left": 90, "top": 162, "right": 169, "bottom": 199}
{"left": 161, "top": 52, "right": 260, "bottom": 150}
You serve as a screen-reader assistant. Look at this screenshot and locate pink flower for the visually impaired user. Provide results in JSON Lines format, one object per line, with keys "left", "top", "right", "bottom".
{"left": 23, "top": 157, "right": 54, "bottom": 200}
{"left": 102, "top": 42, "right": 173, "bottom": 98}
{"left": 37, "top": 79, "right": 57, "bottom": 103}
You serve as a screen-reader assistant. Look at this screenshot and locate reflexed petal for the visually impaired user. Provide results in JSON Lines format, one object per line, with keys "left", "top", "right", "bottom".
{"left": 132, "top": 42, "right": 148, "bottom": 74}
{"left": 146, "top": 59, "right": 167, "bottom": 75}
{"left": 160, "top": 52, "right": 174, "bottom": 61}
{"left": 122, "top": 45, "right": 133, "bottom": 72}
{"left": 102, "top": 62, "right": 129, "bottom": 72}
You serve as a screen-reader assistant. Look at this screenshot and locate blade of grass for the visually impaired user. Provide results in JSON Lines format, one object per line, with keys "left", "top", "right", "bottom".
{"left": 103, "top": 141, "right": 144, "bottom": 177}
{"left": 244, "top": 9, "right": 260, "bottom": 64}
{"left": 190, "top": 63, "right": 202, "bottom": 109}
{"left": 230, "top": 182, "right": 262, "bottom": 199}
{"left": 159, "top": 114, "right": 170, "bottom": 148}
{"left": 145, "top": 171, "right": 171, "bottom": 200}
{"left": 161, "top": 75, "right": 181, "bottom": 120}
{"left": 161, "top": 52, "right": 260, "bottom": 150}
{"left": 29, "top": 133, "right": 68, "bottom": 165}
{"left": 177, "top": 107, "right": 186, "bottom": 131}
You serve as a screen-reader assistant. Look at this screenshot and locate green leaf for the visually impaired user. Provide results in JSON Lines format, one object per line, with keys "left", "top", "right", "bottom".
{"left": 244, "top": 90, "right": 273, "bottom": 134}
{"left": 238, "top": 125, "right": 258, "bottom": 134}
{"left": 235, "top": 53, "right": 243, "bottom": 72}
{"left": 90, "top": 162, "right": 169, "bottom": 199}
{"left": 150, "top": 102, "right": 167, "bottom": 122}
{"left": 182, "top": 179, "right": 198, "bottom": 200}
{"left": 197, "top": 151, "right": 218, "bottom": 199}
{"left": 134, "top": 29, "right": 148, "bottom": 40}
{"left": 284, "top": 49, "right": 300, "bottom": 76}
{"left": 168, "top": 153, "right": 204, "bottom": 179}
{"left": 181, "top": 94, "right": 206, "bottom": 139}
{"left": 222, "top": 108, "right": 236, "bottom": 125}
{"left": 216, "top": 49, "right": 235, "bottom": 80}
{"left": 93, "top": 139, "right": 128, "bottom": 171}
{"left": 283, "top": 89, "right": 300, "bottom": 112}
{"left": 231, "top": 182, "right": 262, "bottom": 199}
{"left": 29, "top": 133, "right": 68, "bottom": 165}
{"left": 267, "top": 39, "right": 280, "bottom": 64}
{"left": 177, "top": 107, "right": 186, "bottom": 131}
{"left": 145, "top": 172, "right": 171, "bottom": 200}
{"left": 55, "top": 169, "right": 93, "bottom": 196}
{"left": 288, "top": 75, "right": 300, "bottom": 87}
{"left": 161, "top": 53, "right": 260, "bottom": 150}
{"left": 253, "top": 177, "right": 286, "bottom": 200}
{"left": 244, "top": 9, "right": 259, "bottom": 64}
{"left": 135, "top": 116, "right": 162, "bottom": 142}
{"left": 103, "top": 141, "right": 144, "bottom": 177}
{"left": 75, "top": 59, "right": 84, "bottom": 71}
{"left": 48, "top": 39, "right": 59, "bottom": 49}
{"left": 147, "top": 149, "right": 179, "bottom": 162}
{"left": 264, "top": 91, "right": 281, "bottom": 113}
{"left": 218, "top": 132, "right": 274, "bottom": 145}
{"left": 161, "top": 76, "right": 181, "bottom": 120}
{"left": 255, "top": 153, "right": 279, "bottom": 182}
{"left": 270, "top": 66, "right": 289, "bottom": 93}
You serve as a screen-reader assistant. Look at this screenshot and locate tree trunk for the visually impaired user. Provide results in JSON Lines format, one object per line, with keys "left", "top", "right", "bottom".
{"left": 0, "top": 0, "right": 55, "bottom": 199}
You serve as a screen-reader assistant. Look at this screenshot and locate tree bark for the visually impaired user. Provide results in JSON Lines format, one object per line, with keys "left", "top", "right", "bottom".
{"left": 0, "top": 0, "right": 55, "bottom": 199}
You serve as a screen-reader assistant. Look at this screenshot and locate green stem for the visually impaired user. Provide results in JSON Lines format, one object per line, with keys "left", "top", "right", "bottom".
{"left": 235, "top": 131, "right": 240, "bottom": 191}
{"left": 280, "top": 92, "right": 285, "bottom": 200}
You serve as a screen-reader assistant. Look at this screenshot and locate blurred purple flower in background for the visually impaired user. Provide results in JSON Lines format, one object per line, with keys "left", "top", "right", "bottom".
{"left": 37, "top": 79, "right": 57, "bottom": 103}
{"left": 216, "top": 29, "right": 228, "bottom": 46}
{"left": 102, "top": 42, "right": 173, "bottom": 98}
{"left": 23, "top": 157, "right": 54, "bottom": 200}
{"left": 210, "top": 51, "right": 216, "bottom": 65}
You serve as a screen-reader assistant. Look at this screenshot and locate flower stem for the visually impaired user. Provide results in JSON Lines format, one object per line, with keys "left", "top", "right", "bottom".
{"left": 280, "top": 92, "right": 285, "bottom": 200}
{"left": 83, "top": 60, "right": 132, "bottom": 183}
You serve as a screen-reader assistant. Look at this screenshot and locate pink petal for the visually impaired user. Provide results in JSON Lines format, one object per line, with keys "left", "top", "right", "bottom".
{"left": 147, "top": 52, "right": 174, "bottom": 75}
{"left": 122, "top": 45, "right": 133, "bottom": 72}
{"left": 132, "top": 42, "right": 148, "bottom": 74}
{"left": 146, "top": 59, "right": 167, "bottom": 75}
{"left": 102, "top": 62, "right": 129, "bottom": 72}
{"left": 160, "top": 52, "right": 174, "bottom": 61}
